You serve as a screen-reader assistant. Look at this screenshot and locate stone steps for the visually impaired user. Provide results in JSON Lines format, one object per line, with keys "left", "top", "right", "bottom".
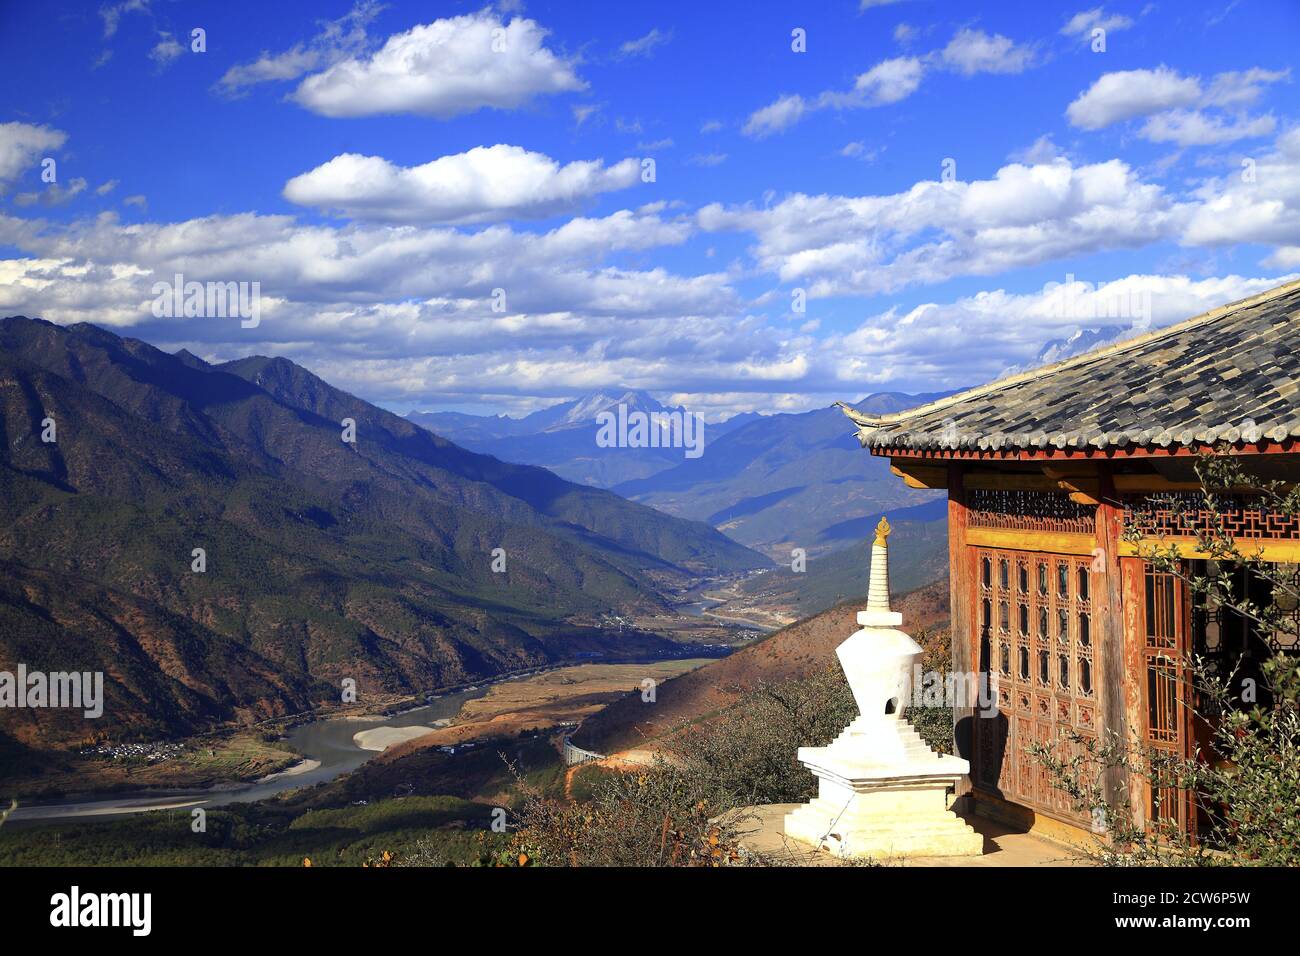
{"left": 784, "top": 799, "right": 984, "bottom": 858}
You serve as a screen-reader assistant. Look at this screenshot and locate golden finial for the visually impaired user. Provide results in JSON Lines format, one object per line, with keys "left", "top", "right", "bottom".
{"left": 874, "top": 516, "right": 891, "bottom": 547}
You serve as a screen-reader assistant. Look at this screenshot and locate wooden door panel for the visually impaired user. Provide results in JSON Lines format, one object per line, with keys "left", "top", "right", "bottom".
{"left": 973, "top": 547, "right": 1096, "bottom": 822}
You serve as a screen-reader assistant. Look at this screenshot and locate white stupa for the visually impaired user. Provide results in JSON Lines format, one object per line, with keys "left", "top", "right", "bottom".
{"left": 784, "top": 517, "right": 983, "bottom": 859}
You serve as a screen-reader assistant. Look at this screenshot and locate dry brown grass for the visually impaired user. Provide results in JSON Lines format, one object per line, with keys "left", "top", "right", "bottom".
{"left": 571, "top": 580, "right": 950, "bottom": 756}
{"left": 379, "top": 660, "right": 711, "bottom": 756}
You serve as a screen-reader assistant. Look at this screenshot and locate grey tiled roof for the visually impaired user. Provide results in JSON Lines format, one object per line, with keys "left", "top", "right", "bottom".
{"left": 839, "top": 280, "right": 1300, "bottom": 454}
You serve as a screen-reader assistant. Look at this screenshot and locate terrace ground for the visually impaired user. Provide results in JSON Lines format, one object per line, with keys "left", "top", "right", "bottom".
{"left": 737, "top": 802, "right": 1092, "bottom": 867}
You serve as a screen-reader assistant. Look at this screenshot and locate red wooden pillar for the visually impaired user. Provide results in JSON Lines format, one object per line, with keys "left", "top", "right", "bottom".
{"left": 1096, "top": 464, "right": 1131, "bottom": 819}
{"left": 948, "top": 460, "right": 974, "bottom": 796}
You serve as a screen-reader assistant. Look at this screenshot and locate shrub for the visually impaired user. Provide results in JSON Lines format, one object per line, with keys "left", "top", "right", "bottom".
{"left": 509, "top": 656, "right": 956, "bottom": 866}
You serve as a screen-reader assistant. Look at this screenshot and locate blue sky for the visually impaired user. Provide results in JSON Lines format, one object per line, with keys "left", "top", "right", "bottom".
{"left": 1, "top": 0, "right": 1298, "bottom": 419}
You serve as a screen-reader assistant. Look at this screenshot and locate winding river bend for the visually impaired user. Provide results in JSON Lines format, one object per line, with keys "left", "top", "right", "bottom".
{"left": 8, "top": 686, "right": 489, "bottom": 825}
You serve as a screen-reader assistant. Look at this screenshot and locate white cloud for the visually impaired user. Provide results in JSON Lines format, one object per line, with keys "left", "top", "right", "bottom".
{"left": 700, "top": 119, "right": 723, "bottom": 133}
{"left": 700, "top": 156, "right": 1181, "bottom": 297}
{"left": 215, "top": 1, "right": 381, "bottom": 96}
{"left": 96, "top": 179, "right": 119, "bottom": 196}
{"left": 701, "top": 125, "right": 1300, "bottom": 301}
{"left": 688, "top": 153, "right": 728, "bottom": 167}
{"left": 291, "top": 9, "right": 585, "bottom": 118}
{"left": 0, "top": 204, "right": 717, "bottom": 331}
{"left": 1067, "top": 67, "right": 1202, "bottom": 130}
{"left": 618, "top": 28, "right": 671, "bottom": 59}
{"left": 939, "top": 29, "right": 1036, "bottom": 76}
{"left": 742, "top": 94, "right": 807, "bottom": 138}
{"left": 1265, "top": 246, "right": 1300, "bottom": 268}
{"left": 99, "top": 0, "right": 151, "bottom": 39}
{"left": 743, "top": 29, "right": 1033, "bottom": 138}
{"left": 283, "top": 146, "right": 641, "bottom": 224}
{"left": 1203, "top": 68, "right": 1291, "bottom": 107}
{"left": 14, "top": 177, "right": 87, "bottom": 208}
{"left": 743, "top": 56, "right": 921, "bottom": 137}
{"left": 1140, "top": 110, "right": 1275, "bottom": 147}
{"left": 1182, "top": 127, "right": 1300, "bottom": 248}
{"left": 1067, "top": 66, "right": 1287, "bottom": 142}
{"left": 853, "top": 56, "right": 925, "bottom": 103}
{"left": 832, "top": 273, "right": 1293, "bottom": 391}
{"left": 2, "top": 186, "right": 1295, "bottom": 412}
{"left": 1060, "top": 8, "right": 1134, "bottom": 39}
{"left": 0, "top": 202, "right": 768, "bottom": 409}
{"left": 149, "top": 33, "right": 184, "bottom": 68}
{"left": 1009, "top": 135, "right": 1064, "bottom": 165}
{"left": 0, "top": 122, "right": 66, "bottom": 188}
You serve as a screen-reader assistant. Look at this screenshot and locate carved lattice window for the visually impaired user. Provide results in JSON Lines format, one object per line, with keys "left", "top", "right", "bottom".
{"left": 968, "top": 489, "right": 1096, "bottom": 534}
{"left": 1125, "top": 493, "right": 1300, "bottom": 540}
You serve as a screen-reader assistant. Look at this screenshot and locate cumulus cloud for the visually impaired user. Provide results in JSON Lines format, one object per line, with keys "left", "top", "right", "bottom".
{"left": 14, "top": 177, "right": 87, "bottom": 208}
{"left": 1265, "top": 246, "right": 1300, "bottom": 268}
{"left": 743, "top": 29, "right": 1032, "bottom": 137}
{"left": 744, "top": 56, "right": 923, "bottom": 137}
{"left": 701, "top": 123, "right": 1300, "bottom": 302}
{"left": 700, "top": 156, "right": 1182, "bottom": 297}
{"left": 0, "top": 203, "right": 763, "bottom": 409}
{"left": 1067, "top": 67, "right": 1202, "bottom": 129}
{"left": 617, "top": 28, "right": 671, "bottom": 59}
{"left": 853, "top": 56, "right": 926, "bottom": 102}
{"left": 215, "top": 1, "right": 381, "bottom": 96}
{"left": 1203, "top": 68, "right": 1291, "bottom": 107}
{"left": 1182, "top": 127, "right": 1300, "bottom": 248}
{"left": 840, "top": 141, "right": 880, "bottom": 162}
{"left": 1067, "top": 66, "right": 1287, "bottom": 144}
{"left": 2, "top": 184, "right": 1295, "bottom": 413}
{"left": 1140, "top": 110, "right": 1275, "bottom": 147}
{"left": 572, "top": 104, "right": 600, "bottom": 126}
{"left": 832, "top": 273, "right": 1293, "bottom": 392}
{"left": 283, "top": 145, "right": 642, "bottom": 224}
{"left": 0, "top": 122, "right": 66, "bottom": 189}
{"left": 940, "top": 28, "right": 1036, "bottom": 76}
{"left": 99, "top": 0, "right": 151, "bottom": 39}
{"left": 149, "top": 33, "right": 184, "bottom": 68}
{"left": 290, "top": 9, "right": 585, "bottom": 118}
{"left": 1060, "top": 8, "right": 1134, "bottom": 40}
{"left": 0, "top": 204, "right": 718, "bottom": 332}
{"left": 743, "top": 94, "right": 808, "bottom": 137}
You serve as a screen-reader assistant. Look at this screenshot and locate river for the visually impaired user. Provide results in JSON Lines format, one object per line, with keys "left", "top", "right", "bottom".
{"left": 7, "top": 686, "right": 488, "bottom": 825}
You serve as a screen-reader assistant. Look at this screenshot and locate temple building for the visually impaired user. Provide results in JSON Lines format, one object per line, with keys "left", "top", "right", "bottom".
{"left": 838, "top": 278, "right": 1300, "bottom": 842}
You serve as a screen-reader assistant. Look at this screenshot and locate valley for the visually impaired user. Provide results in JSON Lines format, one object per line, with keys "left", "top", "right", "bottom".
{"left": 0, "top": 317, "right": 770, "bottom": 760}
{"left": 0, "top": 319, "right": 951, "bottom": 854}
{"left": 3, "top": 655, "right": 715, "bottom": 826}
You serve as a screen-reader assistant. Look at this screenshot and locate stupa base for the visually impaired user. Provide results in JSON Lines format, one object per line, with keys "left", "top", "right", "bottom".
{"left": 783, "top": 736, "right": 983, "bottom": 859}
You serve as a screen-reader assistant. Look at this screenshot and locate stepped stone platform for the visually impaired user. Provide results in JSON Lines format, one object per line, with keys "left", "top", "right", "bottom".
{"left": 784, "top": 719, "right": 982, "bottom": 858}
{"left": 740, "top": 802, "right": 1090, "bottom": 867}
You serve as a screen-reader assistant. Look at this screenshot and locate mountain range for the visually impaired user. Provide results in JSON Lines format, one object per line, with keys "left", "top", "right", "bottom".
{"left": 611, "top": 392, "right": 952, "bottom": 560}
{"left": 0, "top": 317, "right": 768, "bottom": 751}
{"left": 409, "top": 389, "right": 757, "bottom": 488}
{"left": 411, "top": 390, "right": 953, "bottom": 561}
